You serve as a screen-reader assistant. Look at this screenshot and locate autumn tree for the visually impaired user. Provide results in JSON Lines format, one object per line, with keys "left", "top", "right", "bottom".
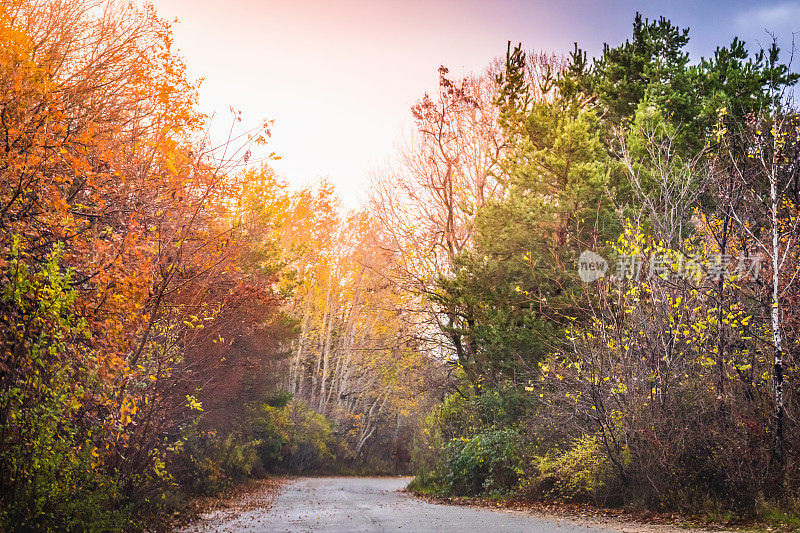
{"left": 0, "top": 1, "right": 293, "bottom": 526}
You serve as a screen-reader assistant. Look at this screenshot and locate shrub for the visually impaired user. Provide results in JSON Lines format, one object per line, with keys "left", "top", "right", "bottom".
{"left": 406, "top": 468, "right": 444, "bottom": 495}
{"left": 0, "top": 242, "right": 133, "bottom": 530}
{"left": 251, "top": 398, "right": 335, "bottom": 473}
{"left": 523, "top": 435, "right": 614, "bottom": 502}
{"left": 171, "top": 421, "right": 260, "bottom": 495}
{"left": 280, "top": 400, "right": 335, "bottom": 472}
{"left": 444, "top": 428, "right": 523, "bottom": 496}
{"left": 250, "top": 389, "right": 295, "bottom": 470}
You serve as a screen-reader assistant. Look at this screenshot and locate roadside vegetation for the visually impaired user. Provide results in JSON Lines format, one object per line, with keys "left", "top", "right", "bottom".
{"left": 397, "top": 14, "right": 800, "bottom": 529}
{"left": 1, "top": 0, "right": 800, "bottom": 530}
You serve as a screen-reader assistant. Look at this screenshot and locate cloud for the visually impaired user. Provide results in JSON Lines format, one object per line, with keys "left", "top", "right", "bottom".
{"left": 736, "top": 2, "right": 800, "bottom": 37}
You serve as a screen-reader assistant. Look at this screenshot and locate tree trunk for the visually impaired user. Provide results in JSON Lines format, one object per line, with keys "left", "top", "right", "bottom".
{"left": 769, "top": 171, "right": 785, "bottom": 484}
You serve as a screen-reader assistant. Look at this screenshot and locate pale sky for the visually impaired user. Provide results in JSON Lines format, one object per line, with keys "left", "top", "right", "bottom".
{"left": 152, "top": 0, "right": 800, "bottom": 207}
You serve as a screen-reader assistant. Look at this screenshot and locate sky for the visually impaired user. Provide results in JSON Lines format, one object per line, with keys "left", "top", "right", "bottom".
{"left": 152, "top": 0, "right": 800, "bottom": 207}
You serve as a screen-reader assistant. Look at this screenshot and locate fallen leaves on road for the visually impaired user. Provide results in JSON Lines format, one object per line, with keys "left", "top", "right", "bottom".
{"left": 172, "top": 476, "right": 288, "bottom": 530}
{"left": 407, "top": 492, "right": 743, "bottom": 532}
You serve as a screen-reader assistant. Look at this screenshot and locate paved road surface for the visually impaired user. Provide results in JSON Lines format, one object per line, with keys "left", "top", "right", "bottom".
{"left": 182, "top": 476, "right": 613, "bottom": 532}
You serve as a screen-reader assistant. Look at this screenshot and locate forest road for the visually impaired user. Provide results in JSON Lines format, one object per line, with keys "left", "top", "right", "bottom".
{"left": 180, "top": 476, "right": 616, "bottom": 532}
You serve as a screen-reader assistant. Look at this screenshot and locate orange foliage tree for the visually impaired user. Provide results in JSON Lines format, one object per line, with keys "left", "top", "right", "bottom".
{"left": 0, "top": 1, "right": 293, "bottom": 527}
